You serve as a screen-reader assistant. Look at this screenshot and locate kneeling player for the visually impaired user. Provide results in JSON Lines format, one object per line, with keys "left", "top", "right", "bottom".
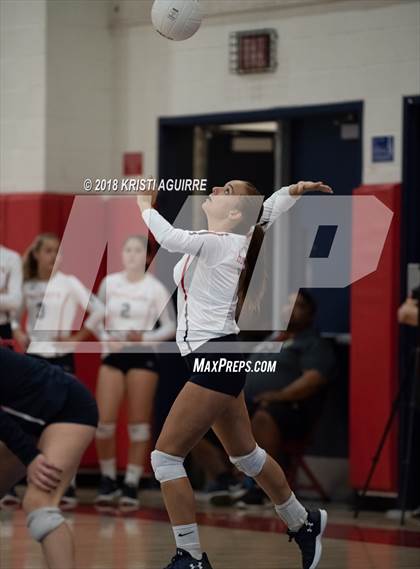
{"left": 0, "top": 346, "right": 98, "bottom": 569}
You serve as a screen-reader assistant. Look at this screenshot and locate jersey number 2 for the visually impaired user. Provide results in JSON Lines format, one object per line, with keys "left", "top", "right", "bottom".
{"left": 120, "top": 302, "right": 131, "bottom": 318}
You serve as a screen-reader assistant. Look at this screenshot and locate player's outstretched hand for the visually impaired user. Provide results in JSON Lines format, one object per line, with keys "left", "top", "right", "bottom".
{"left": 289, "top": 181, "right": 333, "bottom": 196}
{"left": 27, "top": 453, "right": 63, "bottom": 493}
{"left": 137, "top": 176, "right": 158, "bottom": 212}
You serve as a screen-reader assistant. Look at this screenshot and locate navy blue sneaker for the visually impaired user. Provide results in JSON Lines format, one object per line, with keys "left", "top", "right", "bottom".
{"left": 95, "top": 475, "right": 121, "bottom": 507}
{"left": 164, "top": 548, "right": 213, "bottom": 569}
{"left": 287, "top": 509, "right": 328, "bottom": 569}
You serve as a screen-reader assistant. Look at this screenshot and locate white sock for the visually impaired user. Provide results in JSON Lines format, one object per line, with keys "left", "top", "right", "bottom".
{"left": 172, "top": 523, "right": 202, "bottom": 560}
{"left": 274, "top": 492, "right": 308, "bottom": 532}
{"left": 99, "top": 458, "right": 116, "bottom": 480}
{"left": 124, "top": 464, "right": 143, "bottom": 487}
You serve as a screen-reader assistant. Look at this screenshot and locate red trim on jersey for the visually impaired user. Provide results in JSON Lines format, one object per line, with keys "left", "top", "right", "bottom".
{"left": 180, "top": 255, "right": 191, "bottom": 298}
{"left": 180, "top": 255, "right": 192, "bottom": 348}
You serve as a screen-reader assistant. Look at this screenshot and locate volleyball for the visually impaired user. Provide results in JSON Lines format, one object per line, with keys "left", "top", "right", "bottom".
{"left": 151, "top": 0, "right": 202, "bottom": 41}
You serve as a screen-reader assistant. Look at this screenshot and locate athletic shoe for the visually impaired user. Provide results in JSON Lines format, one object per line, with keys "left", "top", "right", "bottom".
{"left": 163, "top": 548, "right": 213, "bottom": 569}
{"left": 201, "top": 473, "right": 246, "bottom": 506}
{"left": 60, "top": 485, "right": 78, "bottom": 511}
{"left": 235, "top": 487, "right": 270, "bottom": 509}
{"left": 95, "top": 475, "right": 121, "bottom": 506}
{"left": 119, "top": 483, "right": 140, "bottom": 510}
{"left": 0, "top": 486, "right": 21, "bottom": 508}
{"left": 287, "top": 509, "right": 328, "bottom": 569}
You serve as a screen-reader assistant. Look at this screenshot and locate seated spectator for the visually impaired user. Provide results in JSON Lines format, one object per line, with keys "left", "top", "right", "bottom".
{"left": 238, "top": 291, "right": 337, "bottom": 507}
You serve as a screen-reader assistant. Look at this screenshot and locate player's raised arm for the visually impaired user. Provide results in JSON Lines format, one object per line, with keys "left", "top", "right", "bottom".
{"left": 260, "top": 181, "right": 333, "bottom": 231}
{"left": 137, "top": 196, "right": 223, "bottom": 262}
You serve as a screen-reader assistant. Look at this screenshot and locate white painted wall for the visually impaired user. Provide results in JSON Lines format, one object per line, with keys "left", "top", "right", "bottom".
{"left": 46, "top": 0, "right": 113, "bottom": 193}
{"left": 1, "top": 0, "right": 419, "bottom": 193}
{"left": 0, "top": 0, "right": 113, "bottom": 194}
{"left": 113, "top": 0, "right": 420, "bottom": 184}
{"left": 0, "top": 0, "right": 47, "bottom": 193}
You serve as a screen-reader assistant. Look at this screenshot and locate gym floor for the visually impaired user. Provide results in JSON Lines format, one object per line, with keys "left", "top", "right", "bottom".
{"left": 1, "top": 490, "right": 420, "bottom": 569}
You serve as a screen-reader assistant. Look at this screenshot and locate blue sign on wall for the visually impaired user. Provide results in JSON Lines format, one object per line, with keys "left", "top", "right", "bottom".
{"left": 372, "top": 136, "right": 394, "bottom": 162}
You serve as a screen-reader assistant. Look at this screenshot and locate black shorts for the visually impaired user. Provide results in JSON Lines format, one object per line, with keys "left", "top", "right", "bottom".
{"left": 50, "top": 376, "right": 98, "bottom": 427}
{"left": 12, "top": 376, "right": 98, "bottom": 440}
{"left": 184, "top": 335, "right": 246, "bottom": 397}
{"left": 102, "top": 349, "right": 158, "bottom": 374}
{"left": 31, "top": 353, "right": 75, "bottom": 375}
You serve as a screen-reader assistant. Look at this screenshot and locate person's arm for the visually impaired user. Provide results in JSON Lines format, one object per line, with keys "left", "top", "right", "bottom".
{"left": 254, "top": 370, "right": 327, "bottom": 404}
{"left": 66, "top": 277, "right": 106, "bottom": 342}
{"left": 93, "top": 278, "right": 110, "bottom": 340}
{"left": 255, "top": 336, "right": 336, "bottom": 404}
{"left": 398, "top": 298, "right": 418, "bottom": 327}
{"left": 0, "top": 254, "right": 23, "bottom": 312}
{"left": 10, "top": 297, "right": 29, "bottom": 349}
{"left": 0, "top": 407, "right": 41, "bottom": 466}
{"left": 259, "top": 181, "right": 333, "bottom": 231}
{"left": 143, "top": 285, "right": 176, "bottom": 342}
{"left": 139, "top": 203, "right": 223, "bottom": 261}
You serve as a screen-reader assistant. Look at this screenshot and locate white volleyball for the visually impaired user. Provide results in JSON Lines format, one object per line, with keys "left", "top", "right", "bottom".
{"left": 151, "top": 0, "right": 202, "bottom": 41}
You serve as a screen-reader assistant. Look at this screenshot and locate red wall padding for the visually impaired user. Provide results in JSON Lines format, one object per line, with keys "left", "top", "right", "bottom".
{"left": 350, "top": 184, "right": 401, "bottom": 492}
{"left": 0, "top": 193, "right": 149, "bottom": 470}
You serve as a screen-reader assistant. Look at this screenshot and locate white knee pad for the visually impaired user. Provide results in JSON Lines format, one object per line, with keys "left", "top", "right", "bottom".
{"left": 229, "top": 445, "right": 267, "bottom": 478}
{"left": 128, "top": 423, "right": 151, "bottom": 443}
{"left": 27, "top": 507, "right": 65, "bottom": 542}
{"left": 96, "top": 422, "right": 116, "bottom": 440}
{"left": 150, "top": 450, "right": 186, "bottom": 483}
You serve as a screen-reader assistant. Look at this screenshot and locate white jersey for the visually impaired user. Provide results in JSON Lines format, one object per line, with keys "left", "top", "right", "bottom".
{"left": 142, "top": 186, "right": 299, "bottom": 355}
{"left": 97, "top": 272, "right": 175, "bottom": 346}
{"left": 14, "top": 271, "right": 104, "bottom": 357}
{"left": 0, "top": 245, "right": 22, "bottom": 326}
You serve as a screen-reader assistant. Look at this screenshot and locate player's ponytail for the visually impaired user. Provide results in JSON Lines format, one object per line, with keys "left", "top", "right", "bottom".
{"left": 236, "top": 223, "right": 266, "bottom": 318}
{"left": 235, "top": 182, "right": 266, "bottom": 319}
{"left": 23, "top": 233, "right": 59, "bottom": 281}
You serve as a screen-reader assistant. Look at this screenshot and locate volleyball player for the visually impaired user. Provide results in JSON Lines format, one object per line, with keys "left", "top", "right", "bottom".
{"left": 12, "top": 233, "right": 104, "bottom": 508}
{"left": 0, "top": 346, "right": 98, "bottom": 569}
{"left": 95, "top": 235, "right": 175, "bottom": 509}
{"left": 0, "top": 243, "right": 22, "bottom": 341}
{"left": 137, "top": 180, "right": 332, "bottom": 569}
{"left": 12, "top": 233, "right": 104, "bottom": 370}
{"left": 0, "top": 243, "right": 23, "bottom": 507}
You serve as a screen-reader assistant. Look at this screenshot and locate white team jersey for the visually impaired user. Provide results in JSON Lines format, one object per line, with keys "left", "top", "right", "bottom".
{"left": 15, "top": 271, "right": 104, "bottom": 357}
{"left": 142, "top": 186, "right": 299, "bottom": 355}
{"left": 97, "top": 272, "right": 175, "bottom": 347}
{"left": 0, "top": 245, "right": 22, "bottom": 326}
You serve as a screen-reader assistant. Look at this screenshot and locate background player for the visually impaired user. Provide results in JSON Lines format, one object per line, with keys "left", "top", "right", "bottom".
{"left": 11, "top": 232, "right": 104, "bottom": 507}
{"left": 0, "top": 243, "right": 22, "bottom": 342}
{"left": 12, "top": 232, "right": 104, "bottom": 370}
{"left": 94, "top": 235, "right": 175, "bottom": 510}
{"left": 0, "top": 346, "right": 98, "bottom": 569}
{"left": 0, "top": 243, "right": 23, "bottom": 507}
{"left": 137, "top": 180, "right": 332, "bottom": 569}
